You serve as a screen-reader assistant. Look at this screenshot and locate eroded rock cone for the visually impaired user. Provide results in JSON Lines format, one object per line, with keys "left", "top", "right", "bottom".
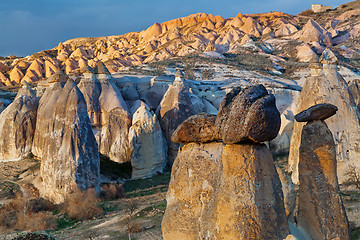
{"left": 162, "top": 143, "right": 288, "bottom": 240}
{"left": 297, "top": 120, "right": 350, "bottom": 240}
{"left": 0, "top": 94, "right": 37, "bottom": 160}
{"left": 32, "top": 79, "right": 100, "bottom": 203}
{"left": 171, "top": 113, "right": 220, "bottom": 143}
{"left": 129, "top": 105, "right": 167, "bottom": 179}
{"left": 215, "top": 85, "right": 281, "bottom": 144}
{"left": 156, "top": 77, "right": 208, "bottom": 163}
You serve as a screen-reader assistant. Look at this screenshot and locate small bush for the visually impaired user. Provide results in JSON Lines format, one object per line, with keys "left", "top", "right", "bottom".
{"left": 0, "top": 195, "right": 56, "bottom": 234}
{"left": 201, "top": 69, "right": 214, "bottom": 80}
{"left": 299, "top": 9, "right": 313, "bottom": 16}
{"left": 62, "top": 188, "right": 103, "bottom": 221}
{"left": 101, "top": 183, "right": 125, "bottom": 200}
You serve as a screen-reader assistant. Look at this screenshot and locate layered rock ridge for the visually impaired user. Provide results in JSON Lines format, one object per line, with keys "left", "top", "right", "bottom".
{"left": 162, "top": 84, "right": 289, "bottom": 240}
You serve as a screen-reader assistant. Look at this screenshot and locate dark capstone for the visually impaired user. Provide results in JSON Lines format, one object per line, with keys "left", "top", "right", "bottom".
{"left": 215, "top": 84, "right": 281, "bottom": 144}
{"left": 294, "top": 103, "right": 338, "bottom": 122}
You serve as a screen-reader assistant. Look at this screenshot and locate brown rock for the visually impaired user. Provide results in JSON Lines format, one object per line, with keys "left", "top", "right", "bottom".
{"left": 215, "top": 85, "right": 281, "bottom": 144}
{"left": 171, "top": 113, "right": 220, "bottom": 143}
{"left": 9, "top": 66, "right": 24, "bottom": 84}
{"left": 295, "top": 103, "right": 338, "bottom": 122}
{"left": 297, "top": 120, "right": 350, "bottom": 240}
{"left": 162, "top": 142, "right": 289, "bottom": 240}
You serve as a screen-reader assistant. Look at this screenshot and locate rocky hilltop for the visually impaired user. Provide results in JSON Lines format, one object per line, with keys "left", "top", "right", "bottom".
{"left": 0, "top": 1, "right": 359, "bottom": 85}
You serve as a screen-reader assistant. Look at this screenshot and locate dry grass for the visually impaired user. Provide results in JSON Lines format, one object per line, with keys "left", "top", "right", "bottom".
{"left": 0, "top": 195, "right": 56, "bottom": 234}
{"left": 100, "top": 183, "right": 126, "bottom": 200}
{"left": 62, "top": 188, "right": 103, "bottom": 221}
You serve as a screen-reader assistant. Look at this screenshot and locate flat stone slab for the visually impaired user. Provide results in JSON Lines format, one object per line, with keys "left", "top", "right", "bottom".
{"left": 295, "top": 103, "right": 338, "bottom": 122}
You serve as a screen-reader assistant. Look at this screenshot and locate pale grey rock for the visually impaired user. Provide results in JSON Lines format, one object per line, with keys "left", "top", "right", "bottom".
{"left": 32, "top": 79, "right": 100, "bottom": 203}
{"left": 0, "top": 94, "right": 37, "bottom": 160}
{"left": 78, "top": 75, "right": 131, "bottom": 163}
{"left": 129, "top": 105, "right": 167, "bottom": 179}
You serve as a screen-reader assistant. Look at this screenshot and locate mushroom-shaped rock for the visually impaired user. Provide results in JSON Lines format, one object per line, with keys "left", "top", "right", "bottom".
{"left": 32, "top": 79, "right": 100, "bottom": 203}
{"left": 295, "top": 103, "right": 338, "bottom": 122}
{"left": 171, "top": 113, "right": 220, "bottom": 144}
{"left": 129, "top": 105, "right": 167, "bottom": 179}
{"left": 297, "top": 120, "right": 350, "bottom": 240}
{"left": 215, "top": 85, "right": 281, "bottom": 144}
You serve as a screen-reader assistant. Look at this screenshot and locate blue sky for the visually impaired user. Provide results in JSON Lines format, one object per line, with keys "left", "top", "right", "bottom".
{"left": 0, "top": 0, "right": 351, "bottom": 57}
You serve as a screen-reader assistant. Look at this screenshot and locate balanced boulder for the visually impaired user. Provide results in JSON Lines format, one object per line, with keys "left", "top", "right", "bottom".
{"left": 171, "top": 113, "right": 220, "bottom": 143}
{"left": 215, "top": 85, "right": 281, "bottom": 144}
{"left": 294, "top": 103, "right": 338, "bottom": 122}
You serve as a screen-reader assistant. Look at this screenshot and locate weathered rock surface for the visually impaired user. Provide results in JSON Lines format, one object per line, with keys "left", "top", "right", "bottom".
{"left": 288, "top": 49, "right": 360, "bottom": 184}
{"left": 0, "top": 93, "right": 37, "bottom": 160}
{"left": 162, "top": 142, "right": 288, "bottom": 240}
{"left": 294, "top": 103, "right": 338, "bottom": 122}
{"left": 156, "top": 76, "right": 208, "bottom": 162}
{"left": 129, "top": 105, "right": 167, "bottom": 179}
{"left": 32, "top": 79, "right": 100, "bottom": 203}
{"left": 78, "top": 72, "right": 131, "bottom": 163}
{"left": 171, "top": 113, "right": 220, "bottom": 143}
{"left": 215, "top": 85, "right": 281, "bottom": 144}
{"left": 297, "top": 120, "right": 350, "bottom": 240}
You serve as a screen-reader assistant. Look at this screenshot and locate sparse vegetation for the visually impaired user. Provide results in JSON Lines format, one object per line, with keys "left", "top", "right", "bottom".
{"left": 61, "top": 188, "right": 103, "bottom": 221}
{"left": 298, "top": 9, "right": 314, "bottom": 16}
{"left": 345, "top": 165, "right": 360, "bottom": 192}
{"left": 100, "top": 183, "right": 126, "bottom": 200}
{"left": 0, "top": 194, "right": 57, "bottom": 234}
{"left": 100, "top": 153, "right": 132, "bottom": 179}
{"left": 201, "top": 69, "right": 214, "bottom": 80}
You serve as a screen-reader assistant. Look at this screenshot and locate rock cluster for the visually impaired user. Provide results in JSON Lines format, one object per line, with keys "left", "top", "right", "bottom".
{"left": 295, "top": 104, "right": 350, "bottom": 240}
{"left": 162, "top": 84, "right": 288, "bottom": 239}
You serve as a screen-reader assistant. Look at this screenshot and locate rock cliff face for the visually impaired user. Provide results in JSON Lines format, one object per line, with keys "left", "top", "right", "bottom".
{"left": 297, "top": 120, "right": 350, "bottom": 240}
{"left": 288, "top": 49, "right": 360, "bottom": 184}
{"left": 129, "top": 105, "right": 167, "bottom": 179}
{"left": 32, "top": 79, "right": 100, "bottom": 203}
{"left": 162, "top": 143, "right": 288, "bottom": 240}
{"left": 0, "top": 92, "right": 37, "bottom": 160}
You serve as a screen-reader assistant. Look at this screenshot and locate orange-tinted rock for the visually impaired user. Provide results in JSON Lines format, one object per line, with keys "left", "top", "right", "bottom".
{"left": 171, "top": 113, "right": 220, "bottom": 143}
{"left": 297, "top": 120, "right": 350, "bottom": 240}
{"left": 162, "top": 143, "right": 288, "bottom": 240}
{"left": 9, "top": 66, "right": 24, "bottom": 84}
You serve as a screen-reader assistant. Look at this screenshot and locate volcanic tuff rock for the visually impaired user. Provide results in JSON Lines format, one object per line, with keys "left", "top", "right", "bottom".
{"left": 129, "top": 105, "right": 167, "bottom": 179}
{"left": 32, "top": 79, "right": 100, "bottom": 203}
{"left": 171, "top": 113, "right": 220, "bottom": 143}
{"left": 0, "top": 93, "right": 37, "bottom": 160}
{"left": 288, "top": 49, "right": 360, "bottom": 184}
{"left": 78, "top": 64, "right": 131, "bottom": 163}
{"left": 215, "top": 84, "right": 281, "bottom": 144}
{"left": 297, "top": 120, "right": 350, "bottom": 240}
{"left": 156, "top": 76, "right": 209, "bottom": 162}
{"left": 162, "top": 142, "right": 288, "bottom": 240}
{"left": 294, "top": 103, "right": 338, "bottom": 122}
